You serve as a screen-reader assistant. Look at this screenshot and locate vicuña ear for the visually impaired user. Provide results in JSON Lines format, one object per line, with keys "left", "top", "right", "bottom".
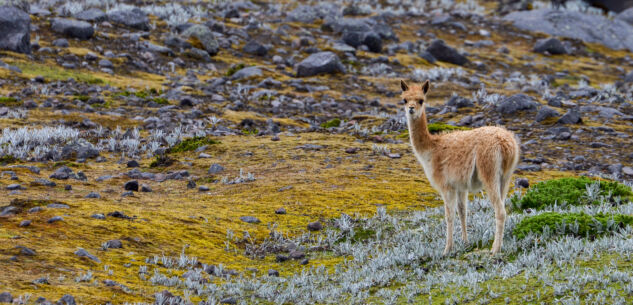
{"left": 400, "top": 80, "right": 409, "bottom": 92}
{"left": 421, "top": 80, "right": 430, "bottom": 94}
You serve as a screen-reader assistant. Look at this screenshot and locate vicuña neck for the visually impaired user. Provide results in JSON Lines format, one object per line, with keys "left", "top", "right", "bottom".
{"left": 408, "top": 111, "right": 434, "bottom": 152}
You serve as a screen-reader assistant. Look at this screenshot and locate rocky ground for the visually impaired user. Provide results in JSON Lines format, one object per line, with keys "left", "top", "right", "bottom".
{"left": 1, "top": 0, "right": 633, "bottom": 304}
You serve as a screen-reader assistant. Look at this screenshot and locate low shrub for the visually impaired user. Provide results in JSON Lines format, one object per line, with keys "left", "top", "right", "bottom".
{"left": 511, "top": 177, "right": 632, "bottom": 211}
{"left": 149, "top": 155, "right": 175, "bottom": 168}
{"left": 513, "top": 212, "right": 633, "bottom": 239}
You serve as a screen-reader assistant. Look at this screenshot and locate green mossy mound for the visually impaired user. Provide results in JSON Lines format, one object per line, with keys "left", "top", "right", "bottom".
{"left": 511, "top": 177, "right": 632, "bottom": 211}
{"left": 513, "top": 212, "right": 633, "bottom": 239}
{"left": 169, "top": 137, "right": 220, "bottom": 153}
{"left": 321, "top": 118, "right": 341, "bottom": 128}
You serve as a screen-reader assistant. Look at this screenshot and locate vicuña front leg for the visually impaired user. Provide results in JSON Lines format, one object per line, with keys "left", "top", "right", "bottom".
{"left": 442, "top": 191, "right": 457, "bottom": 255}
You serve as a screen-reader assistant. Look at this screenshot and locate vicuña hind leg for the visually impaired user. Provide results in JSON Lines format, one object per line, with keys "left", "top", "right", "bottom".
{"left": 478, "top": 155, "right": 506, "bottom": 255}
{"left": 456, "top": 191, "right": 468, "bottom": 243}
{"left": 442, "top": 190, "right": 457, "bottom": 255}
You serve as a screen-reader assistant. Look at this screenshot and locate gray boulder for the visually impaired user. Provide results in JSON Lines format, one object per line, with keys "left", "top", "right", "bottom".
{"left": 243, "top": 40, "right": 267, "bottom": 56}
{"left": 296, "top": 52, "right": 346, "bottom": 77}
{"left": 51, "top": 18, "right": 94, "bottom": 40}
{"left": 74, "top": 248, "right": 100, "bottom": 263}
{"left": 74, "top": 8, "right": 106, "bottom": 22}
{"left": 558, "top": 108, "right": 582, "bottom": 124}
{"left": 533, "top": 37, "right": 567, "bottom": 55}
{"left": 181, "top": 24, "right": 219, "bottom": 56}
{"left": 426, "top": 40, "right": 469, "bottom": 66}
{"left": 495, "top": 94, "right": 539, "bottom": 114}
{"left": 286, "top": 3, "right": 341, "bottom": 23}
{"left": 231, "top": 66, "right": 262, "bottom": 80}
{"left": 535, "top": 106, "right": 560, "bottom": 122}
{"left": 504, "top": 9, "right": 633, "bottom": 52}
{"left": 107, "top": 7, "right": 149, "bottom": 31}
{"left": 0, "top": 6, "right": 31, "bottom": 54}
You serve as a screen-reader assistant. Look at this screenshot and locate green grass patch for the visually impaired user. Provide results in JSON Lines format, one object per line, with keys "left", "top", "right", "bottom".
{"left": 0, "top": 96, "right": 20, "bottom": 106}
{"left": 168, "top": 137, "right": 220, "bottom": 153}
{"left": 321, "top": 118, "right": 341, "bottom": 129}
{"left": 511, "top": 177, "right": 632, "bottom": 211}
{"left": 513, "top": 212, "right": 633, "bottom": 239}
{"left": 12, "top": 62, "right": 104, "bottom": 84}
{"left": 226, "top": 63, "right": 246, "bottom": 77}
{"left": 153, "top": 97, "right": 169, "bottom": 105}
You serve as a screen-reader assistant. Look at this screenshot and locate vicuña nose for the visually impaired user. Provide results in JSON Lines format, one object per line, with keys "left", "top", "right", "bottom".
{"left": 408, "top": 107, "right": 415, "bottom": 114}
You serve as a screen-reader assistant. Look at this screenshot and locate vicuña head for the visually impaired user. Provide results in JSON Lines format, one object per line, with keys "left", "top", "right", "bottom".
{"left": 399, "top": 79, "right": 520, "bottom": 256}
{"left": 400, "top": 79, "right": 429, "bottom": 119}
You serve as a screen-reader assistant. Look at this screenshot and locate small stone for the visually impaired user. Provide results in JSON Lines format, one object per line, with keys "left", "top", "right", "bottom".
{"left": 85, "top": 191, "right": 101, "bottom": 199}
{"left": 268, "top": 269, "right": 279, "bottom": 276}
{"left": 533, "top": 37, "right": 567, "bottom": 55}
{"left": 387, "top": 153, "right": 401, "bottom": 159}
{"left": 623, "top": 167, "right": 633, "bottom": 176}
{"left": 278, "top": 185, "right": 293, "bottom": 192}
{"left": 28, "top": 207, "right": 42, "bottom": 213}
{"left": 199, "top": 185, "right": 210, "bottom": 192}
{"left": 124, "top": 180, "right": 139, "bottom": 191}
{"left": 127, "top": 160, "right": 139, "bottom": 167}
{"left": 515, "top": 178, "right": 529, "bottom": 188}
{"left": 19, "top": 220, "right": 31, "bottom": 227}
{"left": 208, "top": 163, "right": 225, "bottom": 174}
{"left": 300, "top": 258, "right": 309, "bottom": 265}
{"left": 58, "top": 294, "right": 76, "bottom": 305}
{"left": 17, "top": 245, "right": 36, "bottom": 256}
{"left": 271, "top": 135, "right": 280, "bottom": 141}
{"left": 91, "top": 213, "right": 105, "bottom": 219}
{"left": 65, "top": 185, "right": 72, "bottom": 191}
{"left": 240, "top": 216, "right": 261, "bottom": 224}
{"left": 198, "top": 153, "right": 212, "bottom": 158}
{"left": 275, "top": 254, "right": 289, "bottom": 262}
{"left": 0, "top": 292, "right": 12, "bottom": 303}
{"left": 307, "top": 221, "right": 322, "bottom": 231}
{"left": 141, "top": 184, "right": 152, "bottom": 192}
{"left": 105, "top": 239, "right": 122, "bottom": 249}
{"left": 6, "top": 184, "right": 21, "bottom": 190}
{"left": 187, "top": 180, "right": 196, "bottom": 189}
{"left": 47, "top": 216, "right": 63, "bottom": 223}
{"left": 74, "top": 248, "right": 100, "bottom": 263}
{"left": 220, "top": 297, "right": 237, "bottom": 305}
{"left": 121, "top": 191, "right": 134, "bottom": 197}
{"left": 275, "top": 207, "right": 286, "bottom": 214}
{"left": 345, "top": 147, "right": 359, "bottom": 154}
{"left": 558, "top": 109, "right": 582, "bottom": 125}
{"left": 289, "top": 250, "right": 305, "bottom": 259}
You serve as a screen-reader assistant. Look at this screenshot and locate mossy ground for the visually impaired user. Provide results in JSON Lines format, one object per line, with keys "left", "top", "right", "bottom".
{"left": 0, "top": 133, "right": 575, "bottom": 303}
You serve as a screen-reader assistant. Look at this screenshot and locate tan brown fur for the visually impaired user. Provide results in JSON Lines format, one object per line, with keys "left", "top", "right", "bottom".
{"left": 400, "top": 80, "right": 520, "bottom": 255}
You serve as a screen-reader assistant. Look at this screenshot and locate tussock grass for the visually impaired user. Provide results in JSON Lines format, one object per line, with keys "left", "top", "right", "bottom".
{"left": 513, "top": 212, "right": 633, "bottom": 239}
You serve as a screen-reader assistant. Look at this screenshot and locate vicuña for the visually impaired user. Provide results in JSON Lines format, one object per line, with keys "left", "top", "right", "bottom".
{"left": 400, "top": 80, "right": 520, "bottom": 255}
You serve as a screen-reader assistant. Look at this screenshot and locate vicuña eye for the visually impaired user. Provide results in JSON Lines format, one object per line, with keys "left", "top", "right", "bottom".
{"left": 418, "top": 99, "right": 424, "bottom": 104}
{"left": 401, "top": 99, "right": 407, "bottom": 104}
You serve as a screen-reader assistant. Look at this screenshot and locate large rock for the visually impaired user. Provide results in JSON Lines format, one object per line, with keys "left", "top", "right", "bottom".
{"left": 181, "top": 24, "right": 219, "bottom": 56}
{"left": 286, "top": 3, "right": 341, "bottom": 23}
{"left": 296, "top": 52, "right": 345, "bottom": 77}
{"left": 535, "top": 106, "right": 560, "bottom": 122}
{"left": 558, "top": 108, "right": 582, "bottom": 124}
{"left": 342, "top": 30, "right": 382, "bottom": 52}
{"left": 74, "top": 8, "right": 107, "bottom": 22}
{"left": 495, "top": 94, "right": 539, "bottom": 114}
{"left": 425, "top": 40, "right": 469, "bottom": 66}
{"left": 504, "top": 9, "right": 633, "bottom": 52}
{"left": 533, "top": 37, "right": 567, "bottom": 55}
{"left": 107, "top": 7, "right": 150, "bottom": 31}
{"left": 0, "top": 6, "right": 31, "bottom": 54}
{"left": 51, "top": 18, "right": 94, "bottom": 40}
